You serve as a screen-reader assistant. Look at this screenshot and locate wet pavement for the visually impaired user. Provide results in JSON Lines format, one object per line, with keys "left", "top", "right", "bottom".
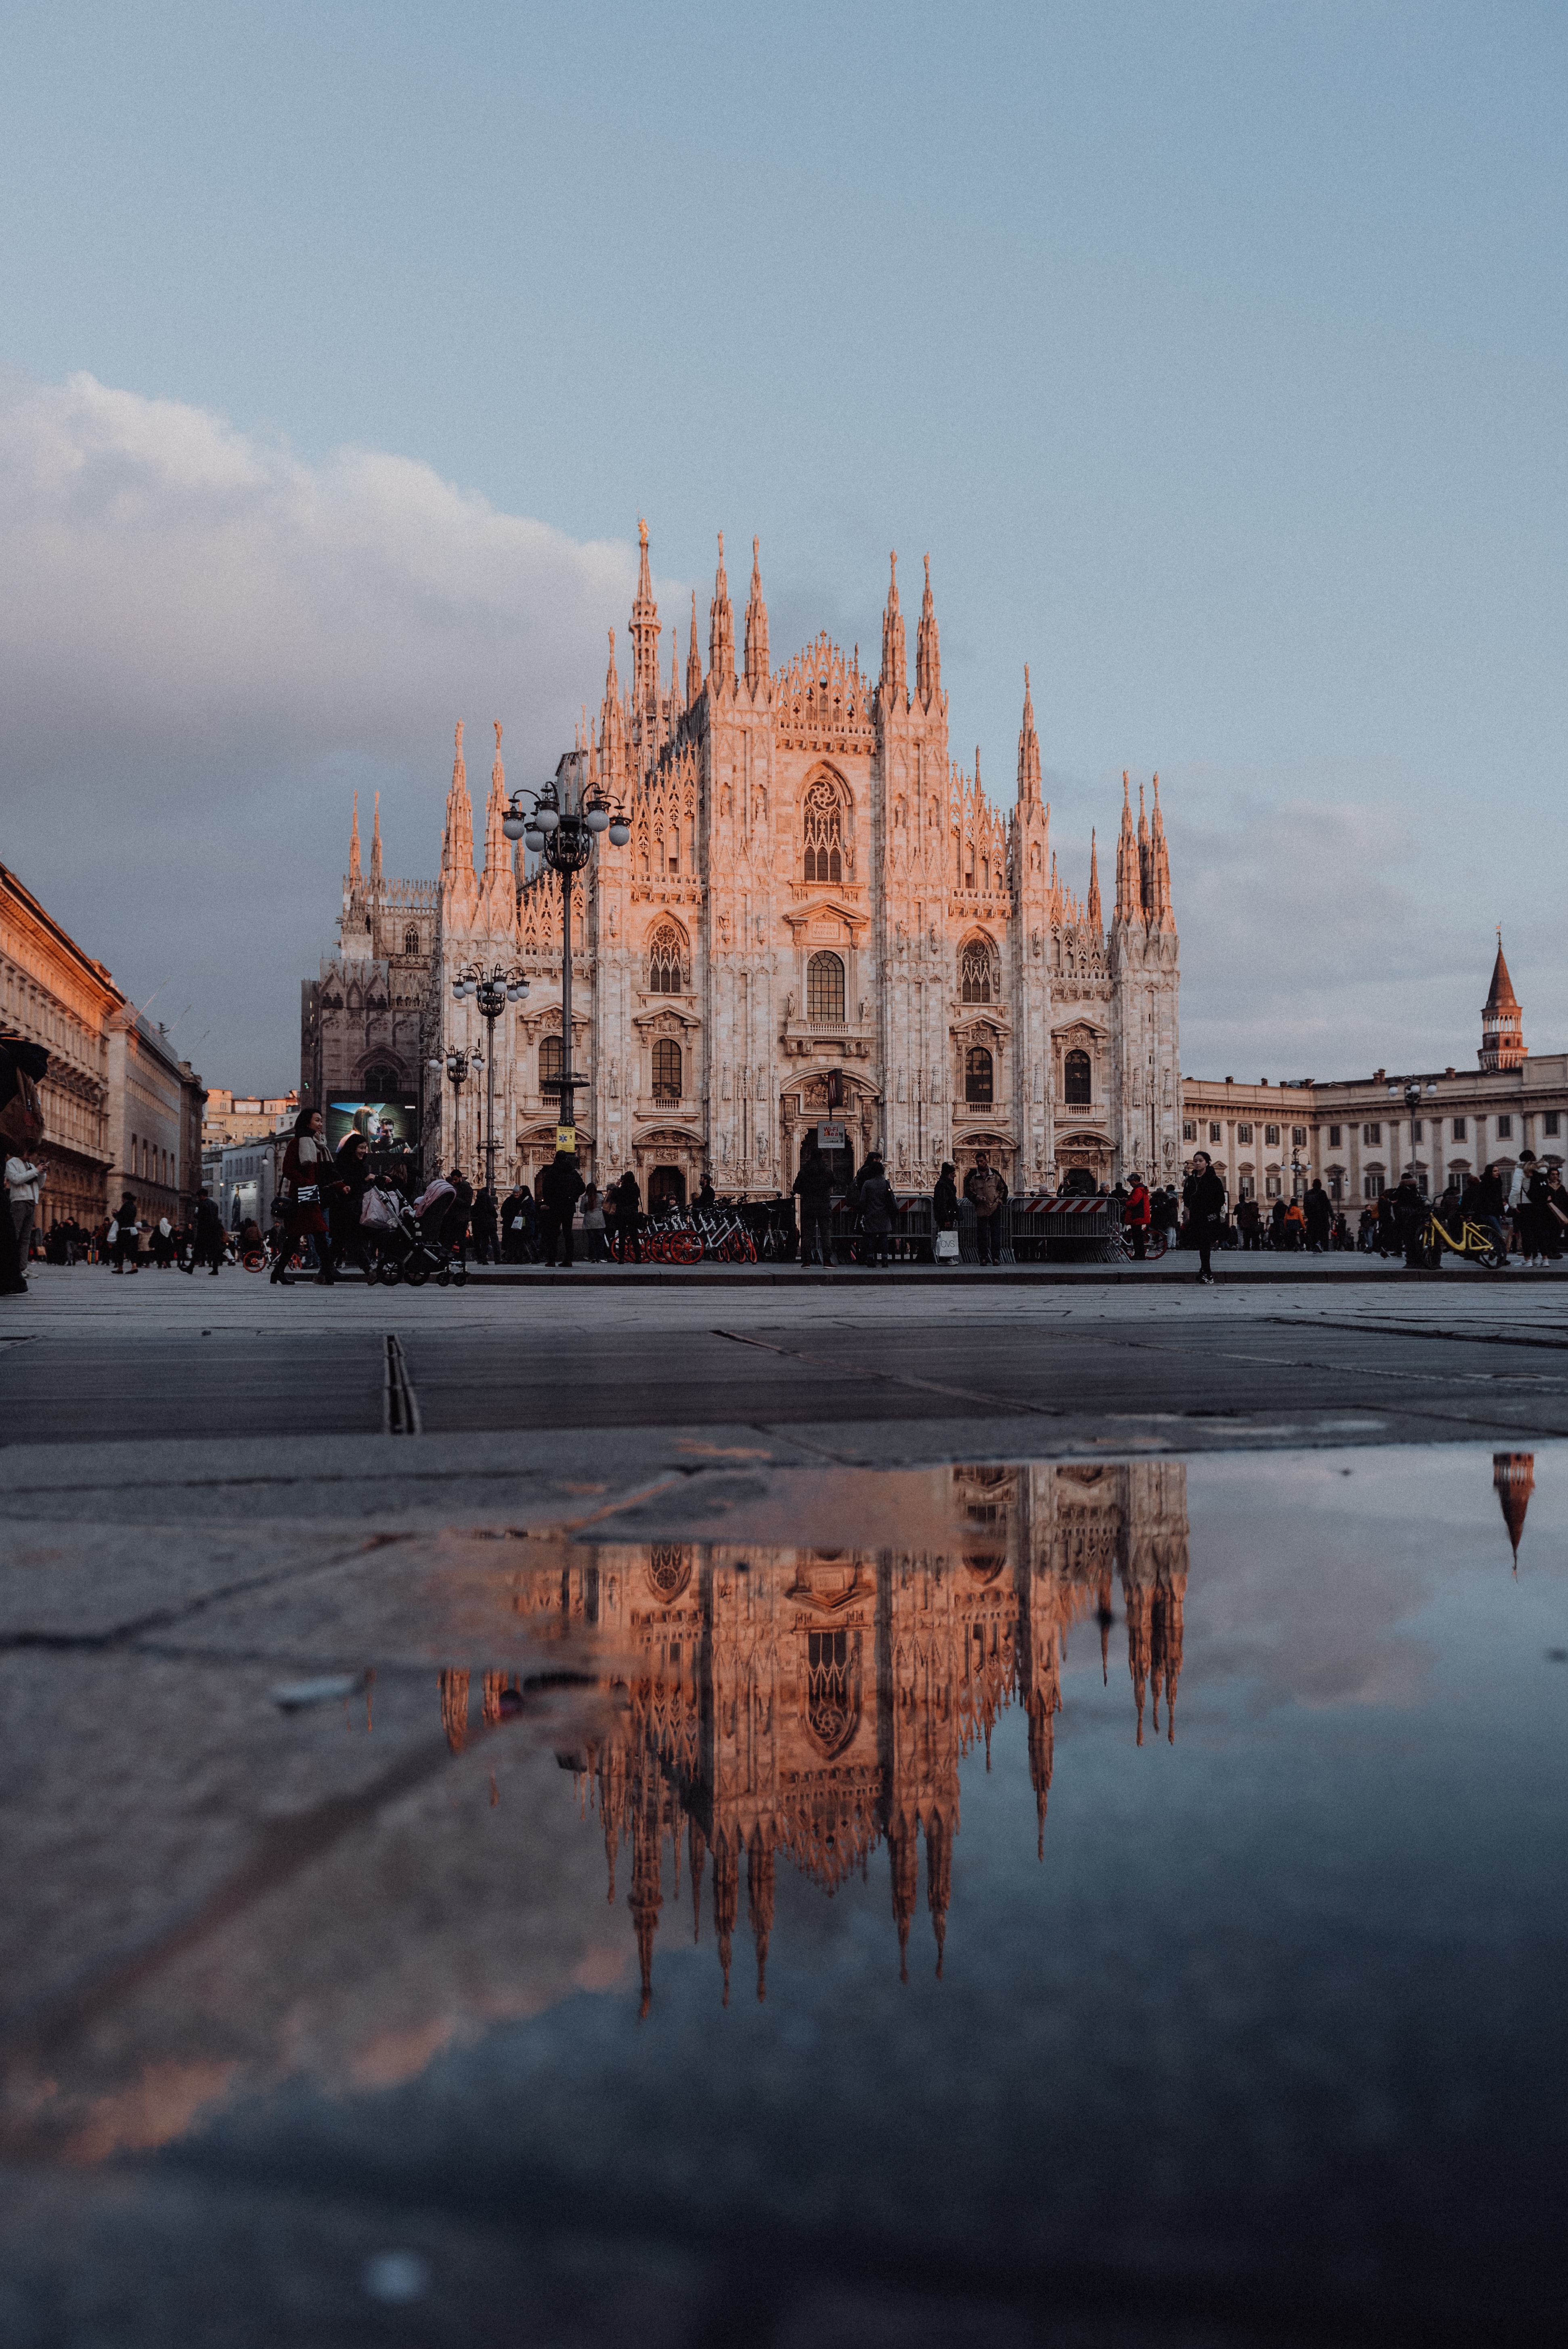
{"left": 2, "top": 1422, "right": 1564, "bottom": 2346}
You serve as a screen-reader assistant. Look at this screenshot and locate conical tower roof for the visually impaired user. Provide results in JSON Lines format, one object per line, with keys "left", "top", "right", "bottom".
{"left": 1485, "top": 936, "right": 1520, "bottom": 1013}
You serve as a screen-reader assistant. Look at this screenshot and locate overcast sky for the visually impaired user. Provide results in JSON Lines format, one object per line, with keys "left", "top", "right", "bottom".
{"left": 1, "top": 2, "right": 1563, "bottom": 1092}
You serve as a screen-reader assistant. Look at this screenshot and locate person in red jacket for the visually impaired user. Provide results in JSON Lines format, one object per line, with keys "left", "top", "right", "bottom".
{"left": 1124, "top": 1175, "right": 1152, "bottom": 1261}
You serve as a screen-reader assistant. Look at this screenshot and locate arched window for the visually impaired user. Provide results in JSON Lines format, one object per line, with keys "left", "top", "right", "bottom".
{"left": 806, "top": 951, "right": 845, "bottom": 1022}
{"left": 960, "top": 941, "right": 994, "bottom": 1004}
{"left": 803, "top": 780, "right": 843, "bottom": 884}
{"left": 646, "top": 1545, "right": 691, "bottom": 1601}
{"left": 648, "top": 922, "right": 684, "bottom": 994}
{"left": 806, "top": 1627, "right": 858, "bottom": 1757}
{"left": 1063, "top": 1049, "right": 1091, "bottom": 1105}
{"left": 965, "top": 1046, "right": 994, "bottom": 1105}
{"left": 363, "top": 1061, "right": 401, "bottom": 1098}
{"left": 539, "top": 1035, "right": 563, "bottom": 1087}
{"left": 652, "top": 1038, "right": 681, "bottom": 1103}
{"left": 403, "top": 925, "right": 419, "bottom": 956}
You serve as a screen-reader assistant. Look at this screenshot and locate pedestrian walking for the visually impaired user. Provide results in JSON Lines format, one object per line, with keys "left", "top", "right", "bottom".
{"left": 963, "top": 1155, "right": 1007, "bottom": 1266}
{"left": 471, "top": 1183, "right": 499, "bottom": 1265}
{"left": 932, "top": 1160, "right": 959, "bottom": 1267}
{"left": 109, "top": 1191, "right": 142, "bottom": 1272}
{"left": 857, "top": 1154, "right": 896, "bottom": 1269}
{"left": 1304, "top": 1180, "right": 1332, "bottom": 1254}
{"left": 188, "top": 1187, "right": 226, "bottom": 1274}
{"left": 500, "top": 1183, "right": 531, "bottom": 1263}
{"left": 793, "top": 1144, "right": 835, "bottom": 1268}
{"left": 1182, "top": 1151, "right": 1226, "bottom": 1285}
{"left": 327, "top": 1131, "right": 371, "bottom": 1273}
{"left": 1542, "top": 1165, "right": 1567, "bottom": 1260}
{"left": 537, "top": 1151, "right": 584, "bottom": 1267}
{"left": 1124, "top": 1174, "right": 1152, "bottom": 1261}
{"left": 273, "top": 1107, "right": 335, "bottom": 1286}
{"left": 1392, "top": 1171, "right": 1427, "bottom": 1269}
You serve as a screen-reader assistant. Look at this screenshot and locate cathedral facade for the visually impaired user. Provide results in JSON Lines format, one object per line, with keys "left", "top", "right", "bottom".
{"left": 305, "top": 526, "right": 1181, "bottom": 1199}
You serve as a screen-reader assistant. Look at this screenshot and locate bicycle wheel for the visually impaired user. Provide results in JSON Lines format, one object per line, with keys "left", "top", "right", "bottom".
{"left": 671, "top": 1231, "right": 703, "bottom": 1265}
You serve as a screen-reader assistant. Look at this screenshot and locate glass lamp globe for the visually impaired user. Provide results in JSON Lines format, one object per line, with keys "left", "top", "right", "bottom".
{"left": 523, "top": 826, "right": 545, "bottom": 852}
{"left": 537, "top": 805, "right": 560, "bottom": 833}
{"left": 501, "top": 812, "right": 526, "bottom": 840}
{"left": 586, "top": 804, "right": 610, "bottom": 833}
{"left": 608, "top": 818, "right": 631, "bottom": 846}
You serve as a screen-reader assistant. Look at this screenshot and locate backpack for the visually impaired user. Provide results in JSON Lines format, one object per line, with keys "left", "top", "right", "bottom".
{"left": 0, "top": 1069, "right": 44, "bottom": 1151}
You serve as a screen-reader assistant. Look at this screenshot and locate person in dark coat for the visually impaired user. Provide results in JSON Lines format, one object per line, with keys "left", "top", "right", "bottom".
{"left": 793, "top": 1145, "right": 835, "bottom": 1268}
{"left": 857, "top": 1153, "right": 896, "bottom": 1269}
{"left": 500, "top": 1184, "right": 531, "bottom": 1263}
{"left": 111, "top": 1190, "right": 142, "bottom": 1274}
{"left": 963, "top": 1156, "right": 1007, "bottom": 1266}
{"left": 1, "top": 1031, "right": 50, "bottom": 1294}
{"left": 1182, "top": 1152, "right": 1227, "bottom": 1286}
{"left": 274, "top": 1108, "right": 334, "bottom": 1284}
{"left": 614, "top": 1170, "right": 642, "bottom": 1263}
{"left": 1304, "top": 1179, "right": 1333, "bottom": 1254}
{"left": 932, "top": 1161, "right": 959, "bottom": 1267}
{"left": 189, "top": 1187, "right": 226, "bottom": 1274}
{"left": 443, "top": 1171, "right": 475, "bottom": 1265}
{"left": 695, "top": 1173, "right": 716, "bottom": 1214}
{"left": 471, "top": 1183, "right": 499, "bottom": 1265}
{"left": 1391, "top": 1172, "right": 1428, "bottom": 1269}
{"left": 537, "top": 1151, "right": 585, "bottom": 1267}
{"left": 328, "top": 1131, "right": 371, "bottom": 1273}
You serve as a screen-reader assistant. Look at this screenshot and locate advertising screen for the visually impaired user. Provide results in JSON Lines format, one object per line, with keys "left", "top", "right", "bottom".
{"left": 325, "top": 1097, "right": 419, "bottom": 1159}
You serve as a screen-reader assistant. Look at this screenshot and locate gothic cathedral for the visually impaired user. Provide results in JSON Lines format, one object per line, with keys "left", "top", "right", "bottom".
{"left": 305, "top": 524, "right": 1180, "bottom": 1200}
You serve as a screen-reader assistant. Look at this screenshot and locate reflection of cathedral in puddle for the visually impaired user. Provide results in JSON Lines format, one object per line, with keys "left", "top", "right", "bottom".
{"left": 440, "top": 1464, "right": 1189, "bottom": 2011}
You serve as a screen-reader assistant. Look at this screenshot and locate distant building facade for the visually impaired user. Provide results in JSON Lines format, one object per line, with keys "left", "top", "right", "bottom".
{"left": 1182, "top": 938, "right": 1565, "bottom": 1204}
{"left": 307, "top": 529, "right": 1182, "bottom": 1200}
{"left": 203, "top": 1089, "right": 298, "bottom": 1150}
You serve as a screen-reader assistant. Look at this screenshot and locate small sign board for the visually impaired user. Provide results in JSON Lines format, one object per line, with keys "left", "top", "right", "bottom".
{"left": 817, "top": 1122, "right": 847, "bottom": 1149}
{"left": 556, "top": 1125, "right": 576, "bottom": 1150}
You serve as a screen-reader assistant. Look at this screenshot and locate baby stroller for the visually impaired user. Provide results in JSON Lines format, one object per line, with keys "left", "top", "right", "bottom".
{"left": 362, "top": 1182, "right": 468, "bottom": 1288}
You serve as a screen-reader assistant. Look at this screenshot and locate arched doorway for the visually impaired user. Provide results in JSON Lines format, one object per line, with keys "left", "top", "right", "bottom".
{"left": 649, "top": 1164, "right": 686, "bottom": 1211}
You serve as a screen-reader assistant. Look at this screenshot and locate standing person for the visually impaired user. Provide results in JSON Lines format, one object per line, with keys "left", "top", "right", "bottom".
{"left": 1124, "top": 1174, "right": 1152, "bottom": 1262}
{"left": 5, "top": 1147, "right": 44, "bottom": 1279}
{"left": 537, "top": 1151, "right": 584, "bottom": 1268}
{"left": 1182, "top": 1151, "right": 1227, "bottom": 1287}
{"left": 1304, "top": 1180, "right": 1333, "bottom": 1254}
{"left": 695, "top": 1171, "right": 716, "bottom": 1214}
{"left": 1540, "top": 1164, "right": 1567, "bottom": 1260}
{"left": 273, "top": 1107, "right": 335, "bottom": 1286}
{"left": 964, "top": 1155, "right": 1007, "bottom": 1266}
{"left": 111, "top": 1190, "right": 141, "bottom": 1273}
{"left": 328, "top": 1131, "right": 371, "bottom": 1273}
{"left": 1467, "top": 1163, "right": 1509, "bottom": 1261}
{"left": 793, "top": 1143, "right": 835, "bottom": 1269}
{"left": 1, "top": 1028, "right": 48, "bottom": 1296}
{"left": 471, "top": 1182, "right": 499, "bottom": 1266}
{"left": 189, "top": 1187, "right": 226, "bottom": 1275}
{"left": 857, "top": 1153, "right": 896, "bottom": 1270}
{"left": 1391, "top": 1170, "right": 1428, "bottom": 1269}
{"left": 444, "top": 1170, "right": 474, "bottom": 1267}
{"left": 614, "top": 1169, "right": 642, "bottom": 1263}
{"left": 579, "top": 1182, "right": 608, "bottom": 1262}
{"left": 932, "top": 1160, "right": 959, "bottom": 1269}
{"left": 500, "top": 1182, "right": 530, "bottom": 1263}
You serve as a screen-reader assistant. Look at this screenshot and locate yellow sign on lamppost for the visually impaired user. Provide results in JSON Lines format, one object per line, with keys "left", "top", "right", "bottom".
{"left": 556, "top": 1125, "right": 576, "bottom": 1151}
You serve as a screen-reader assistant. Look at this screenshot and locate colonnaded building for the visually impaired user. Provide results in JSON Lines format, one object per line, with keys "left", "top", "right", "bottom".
{"left": 302, "top": 526, "right": 1180, "bottom": 1200}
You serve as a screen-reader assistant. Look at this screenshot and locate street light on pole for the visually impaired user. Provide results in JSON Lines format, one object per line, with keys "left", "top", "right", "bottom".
{"left": 1388, "top": 1074, "right": 1438, "bottom": 1195}
{"left": 428, "top": 1046, "right": 482, "bottom": 1172}
{"left": 500, "top": 756, "right": 628, "bottom": 1164}
{"left": 451, "top": 964, "right": 530, "bottom": 1199}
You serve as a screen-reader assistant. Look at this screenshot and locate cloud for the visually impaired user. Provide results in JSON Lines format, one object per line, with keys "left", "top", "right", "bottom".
{"left": 0, "top": 371, "right": 660, "bottom": 1083}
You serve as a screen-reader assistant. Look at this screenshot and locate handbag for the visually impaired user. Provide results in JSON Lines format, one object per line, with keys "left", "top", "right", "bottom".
{"left": 935, "top": 1228, "right": 960, "bottom": 1260}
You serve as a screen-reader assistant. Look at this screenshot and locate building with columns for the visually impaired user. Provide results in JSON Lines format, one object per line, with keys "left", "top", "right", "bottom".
{"left": 1180, "top": 935, "right": 1566, "bottom": 1206}
{"left": 307, "top": 526, "right": 1181, "bottom": 1200}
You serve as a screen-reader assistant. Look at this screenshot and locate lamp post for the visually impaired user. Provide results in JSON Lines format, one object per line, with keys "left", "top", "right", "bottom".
{"left": 428, "top": 1047, "right": 482, "bottom": 1174}
{"left": 501, "top": 756, "right": 628, "bottom": 1162}
{"left": 451, "top": 963, "right": 530, "bottom": 1198}
{"left": 1388, "top": 1075, "right": 1437, "bottom": 1195}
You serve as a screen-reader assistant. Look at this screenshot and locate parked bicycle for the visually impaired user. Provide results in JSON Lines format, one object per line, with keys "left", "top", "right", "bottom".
{"left": 1423, "top": 1211, "right": 1508, "bottom": 1271}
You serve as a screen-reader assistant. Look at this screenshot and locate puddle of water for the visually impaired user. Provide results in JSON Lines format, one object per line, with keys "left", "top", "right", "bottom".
{"left": 3, "top": 1443, "right": 1564, "bottom": 2338}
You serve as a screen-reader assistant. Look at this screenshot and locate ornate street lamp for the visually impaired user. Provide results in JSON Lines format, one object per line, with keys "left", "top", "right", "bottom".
{"left": 451, "top": 963, "right": 530, "bottom": 1198}
{"left": 500, "top": 759, "right": 629, "bottom": 1156}
{"left": 428, "top": 1046, "right": 483, "bottom": 1174}
{"left": 1388, "top": 1074, "right": 1438, "bottom": 1192}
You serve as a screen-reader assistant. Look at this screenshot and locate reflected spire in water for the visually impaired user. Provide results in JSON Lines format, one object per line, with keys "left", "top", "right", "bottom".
{"left": 1493, "top": 1454, "right": 1535, "bottom": 1571}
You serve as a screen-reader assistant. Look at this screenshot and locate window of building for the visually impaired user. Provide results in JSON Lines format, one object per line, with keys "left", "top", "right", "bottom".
{"left": 403, "top": 925, "right": 419, "bottom": 956}
{"left": 1412, "top": 1120, "right": 1423, "bottom": 1142}
{"left": 802, "top": 780, "right": 843, "bottom": 885}
{"left": 1416, "top": 1171, "right": 1429, "bottom": 1197}
{"left": 363, "top": 1061, "right": 401, "bottom": 1098}
{"left": 1063, "top": 1049, "right": 1091, "bottom": 1106}
{"left": 1327, "top": 1124, "right": 1342, "bottom": 1147}
{"left": 1264, "top": 1174, "right": 1281, "bottom": 1199}
{"left": 806, "top": 951, "right": 845, "bottom": 1023}
{"left": 1238, "top": 1175, "right": 1256, "bottom": 1200}
{"left": 1291, "top": 1126, "right": 1306, "bottom": 1146}
{"left": 1546, "top": 1112, "right": 1561, "bottom": 1136}
{"left": 1497, "top": 1114, "right": 1512, "bottom": 1139}
{"left": 965, "top": 1046, "right": 994, "bottom": 1105}
{"left": 1453, "top": 1117, "right": 1467, "bottom": 1141}
{"left": 1264, "top": 1124, "right": 1280, "bottom": 1147}
{"left": 1237, "top": 1122, "right": 1254, "bottom": 1143}
{"left": 648, "top": 922, "right": 684, "bottom": 994}
{"left": 1363, "top": 1123, "right": 1381, "bottom": 1145}
{"left": 959, "top": 942, "right": 994, "bottom": 1004}
{"left": 1182, "top": 1120, "right": 1196, "bottom": 1142}
{"left": 539, "top": 1035, "right": 564, "bottom": 1087}
{"left": 1209, "top": 1122, "right": 1222, "bottom": 1143}
{"left": 651, "top": 1039, "right": 681, "bottom": 1103}
{"left": 1363, "top": 1172, "right": 1385, "bottom": 1199}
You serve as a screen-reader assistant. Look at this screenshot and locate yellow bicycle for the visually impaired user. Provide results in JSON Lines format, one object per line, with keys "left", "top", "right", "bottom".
{"left": 1423, "top": 1213, "right": 1508, "bottom": 1271}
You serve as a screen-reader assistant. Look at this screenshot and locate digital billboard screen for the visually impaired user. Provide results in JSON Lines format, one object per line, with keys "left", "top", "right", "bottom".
{"left": 325, "top": 1096, "right": 419, "bottom": 1159}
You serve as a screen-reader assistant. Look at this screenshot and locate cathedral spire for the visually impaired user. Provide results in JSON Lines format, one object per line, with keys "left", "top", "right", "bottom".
{"left": 670, "top": 623, "right": 682, "bottom": 713}
{"left": 1115, "top": 772, "right": 1139, "bottom": 924}
{"left": 878, "top": 549, "right": 907, "bottom": 703}
{"left": 1087, "top": 828, "right": 1102, "bottom": 929}
{"left": 347, "top": 792, "right": 362, "bottom": 883}
{"left": 629, "top": 516, "right": 660, "bottom": 716}
{"left": 915, "top": 552, "right": 941, "bottom": 704}
{"left": 743, "top": 535, "right": 769, "bottom": 690}
{"left": 1148, "top": 773, "right": 1174, "bottom": 931}
{"left": 482, "top": 719, "right": 508, "bottom": 889}
{"left": 599, "top": 629, "right": 626, "bottom": 792}
{"left": 370, "top": 790, "right": 382, "bottom": 890}
{"left": 1016, "top": 663, "right": 1042, "bottom": 815}
{"left": 440, "top": 720, "right": 475, "bottom": 885}
{"left": 709, "top": 532, "right": 734, "bottom": 695}
{"left": 687, "top": 589, "right": 703, "bottom": 705}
